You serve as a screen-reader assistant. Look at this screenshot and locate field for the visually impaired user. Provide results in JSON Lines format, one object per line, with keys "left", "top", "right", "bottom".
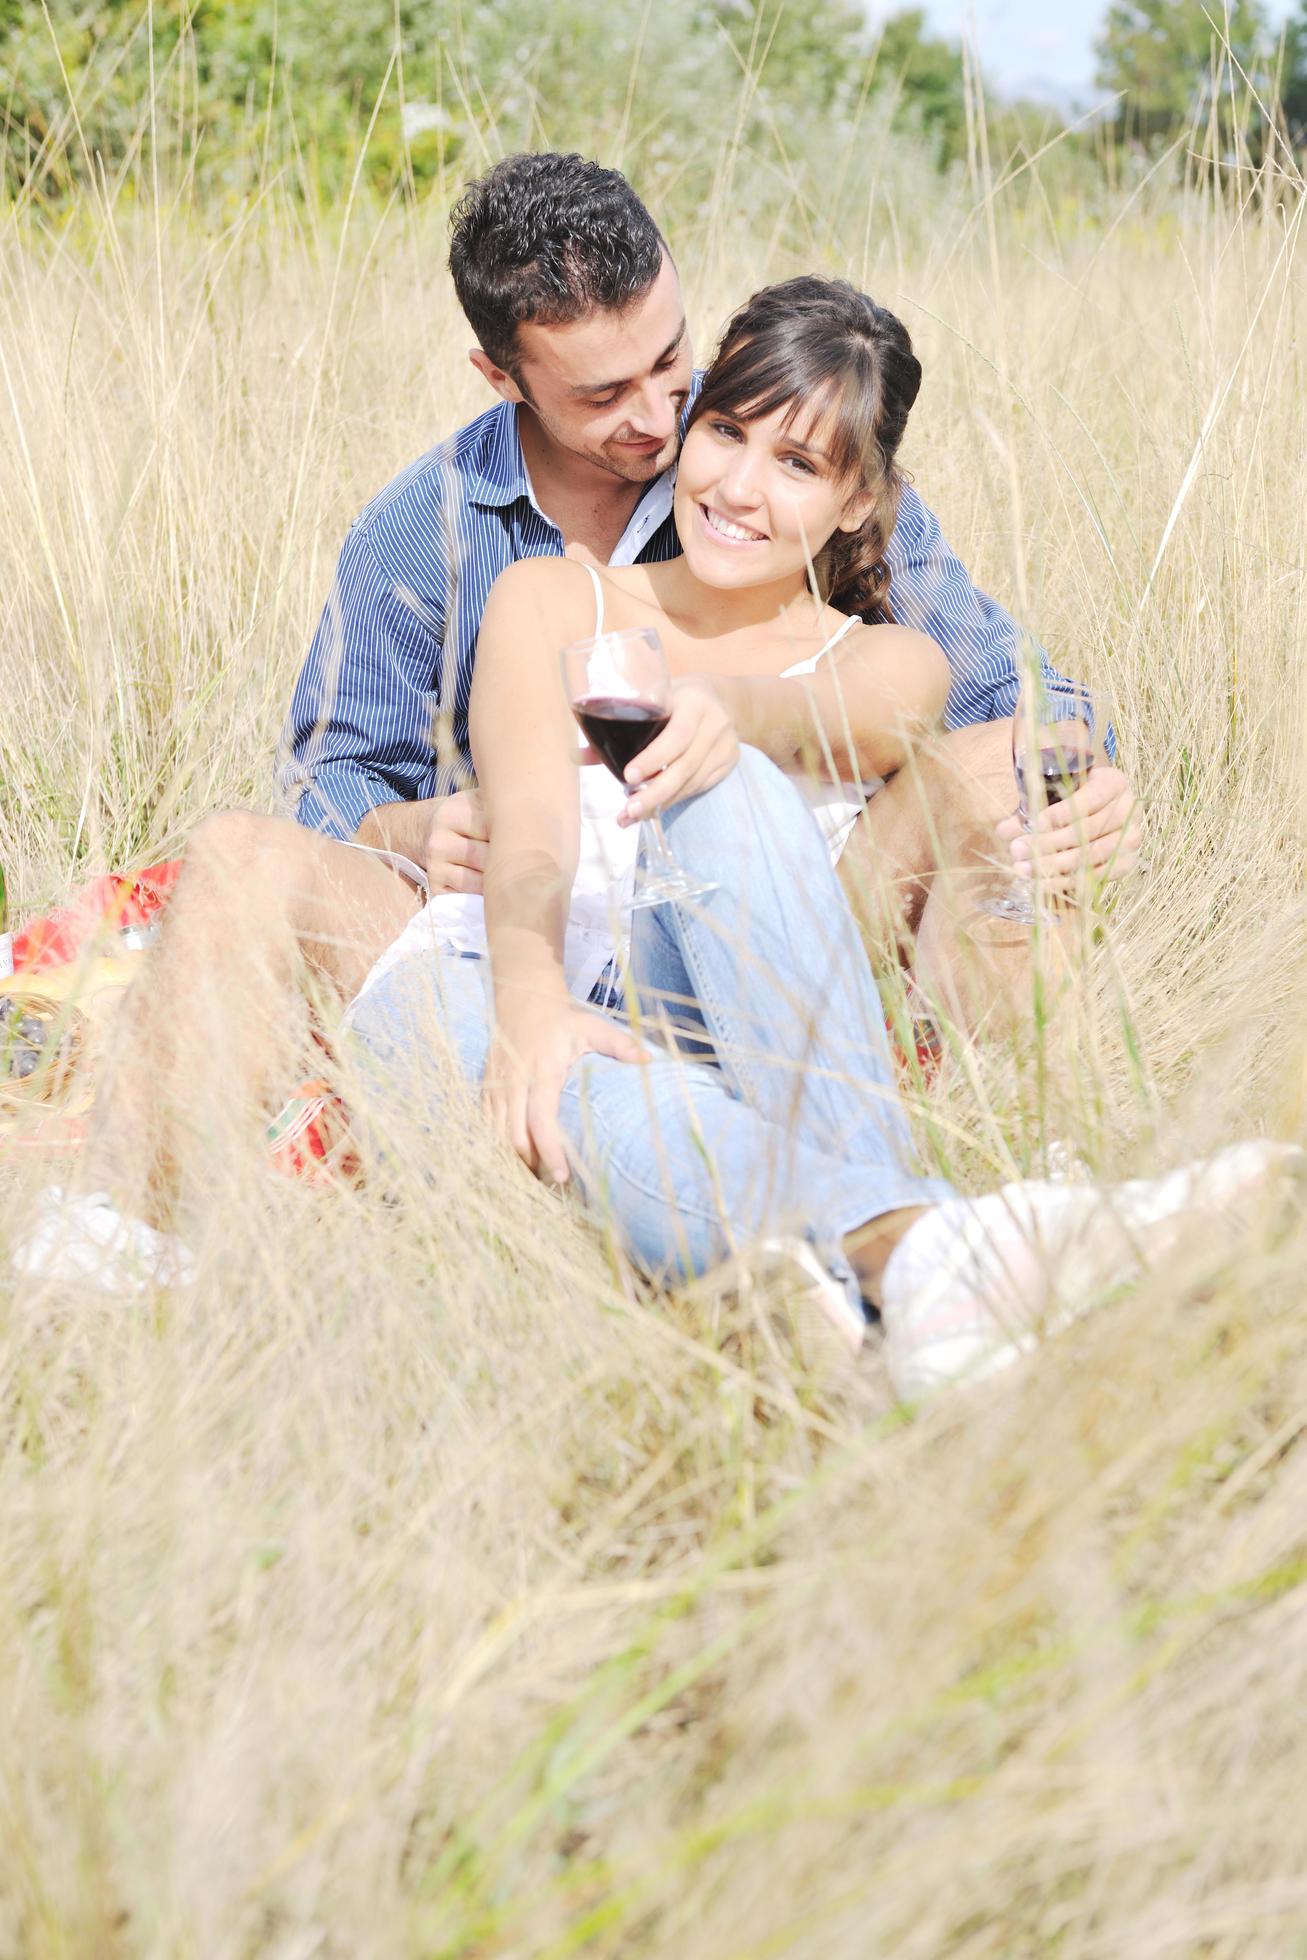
{"left": 1, "top": 110, "right": 1306, "bottom": 1957}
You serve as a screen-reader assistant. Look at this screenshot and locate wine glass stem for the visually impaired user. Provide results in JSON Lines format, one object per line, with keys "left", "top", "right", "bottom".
{"left": 642, "top": 808, "right": 680, "bottom": 876}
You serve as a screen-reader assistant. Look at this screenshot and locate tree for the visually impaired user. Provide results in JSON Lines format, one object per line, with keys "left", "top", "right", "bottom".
{"left": 1278, "top": 2, "right": 1307, "bottom": 145}
{"left": 872, "top": 8, "right": 967, "bottom": 159}
{"left": 0, "top": 0, "right": 974, "bottom": 206}
{"left": 1094, "top": 0, "right": 1272, "bottom": 147}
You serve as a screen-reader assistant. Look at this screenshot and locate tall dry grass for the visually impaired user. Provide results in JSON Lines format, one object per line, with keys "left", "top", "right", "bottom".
{"left": 1, "top": 108, "right": 1306, "bottom": 1956}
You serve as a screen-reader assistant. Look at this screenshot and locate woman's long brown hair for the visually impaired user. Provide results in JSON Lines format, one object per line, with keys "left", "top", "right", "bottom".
{"left": 684, "top": 277, "right": 922, "bottom": 621}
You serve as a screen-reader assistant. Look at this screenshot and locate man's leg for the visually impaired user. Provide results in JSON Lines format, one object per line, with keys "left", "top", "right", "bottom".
{"left": 85, "top": 811, "right": 420, "bottom": 1216}
{"left": 839, "top": 719, "right": 1073, "bottom": 1041}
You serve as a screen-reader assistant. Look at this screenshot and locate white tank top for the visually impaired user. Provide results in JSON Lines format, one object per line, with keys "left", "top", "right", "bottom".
{"left": 353, "top": 567, "right": 881, "bottom": 1008}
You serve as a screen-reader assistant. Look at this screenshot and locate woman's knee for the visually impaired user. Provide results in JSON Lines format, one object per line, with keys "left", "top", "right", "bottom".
{"left": 665, "top": 743, "right": 807, "bottom": 852}
{"left": 718, "top": 742, "right": 796, "bottom": 808}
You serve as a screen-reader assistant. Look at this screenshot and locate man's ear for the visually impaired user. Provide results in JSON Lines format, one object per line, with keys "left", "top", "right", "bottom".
{"left": 469, "top": 348, "right": 526, "bottom": 404}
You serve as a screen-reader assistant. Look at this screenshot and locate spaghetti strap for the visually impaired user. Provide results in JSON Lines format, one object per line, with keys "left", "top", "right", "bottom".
{"left": 778, "top": 610, "right": 862, "bottom": 680}
{"left": 583, "top": 561, "right": 604, "bottom": 636}
{"left": 820, "top": 613, "right": 861, "bottom": 657}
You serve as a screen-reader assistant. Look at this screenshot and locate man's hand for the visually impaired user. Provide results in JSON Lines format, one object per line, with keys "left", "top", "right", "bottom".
{"left": 484, "top": 999, "right": 648, "bottom": 1185}
{"left": 996, "top": 764, "right": 1143, "bottom": 893}
{"left": 616, "top": 676, "right": 739, "bottom": 825}
{"left": 357, "top": 790, "right": 489, "bottom": 895}
{"left": 421, "top": 788, "right": 489, "bottom": 895}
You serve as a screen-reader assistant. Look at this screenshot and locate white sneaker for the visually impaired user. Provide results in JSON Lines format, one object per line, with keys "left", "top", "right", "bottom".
{"left": 11, "top": 1187, "right": 197, "bottom": 1297}
{"left": 881, "top": 1141, "right": 1302, "bottom": 1403}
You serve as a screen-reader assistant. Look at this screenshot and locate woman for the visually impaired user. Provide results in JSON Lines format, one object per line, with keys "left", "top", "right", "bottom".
{"left": 344, "top": 277, "right": 1286, "bottom": 1394}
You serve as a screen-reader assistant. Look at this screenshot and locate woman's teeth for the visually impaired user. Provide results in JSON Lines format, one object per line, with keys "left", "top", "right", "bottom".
{"left": 702, "top": 505, "right": 765, "bottom": 543}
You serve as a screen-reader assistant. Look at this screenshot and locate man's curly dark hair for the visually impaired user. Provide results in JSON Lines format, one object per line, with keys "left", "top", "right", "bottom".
{"left": 448, "top": 153, "right": 667, "bottom": 379}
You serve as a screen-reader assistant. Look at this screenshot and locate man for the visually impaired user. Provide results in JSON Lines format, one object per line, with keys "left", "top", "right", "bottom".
{"left": 277, "top": 148, "right": 1142, "bottom": 1035}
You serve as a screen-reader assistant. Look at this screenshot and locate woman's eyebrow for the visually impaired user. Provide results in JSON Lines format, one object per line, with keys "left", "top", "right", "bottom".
{"left": 780, "top": 431, "right": 831, "bottom": 460}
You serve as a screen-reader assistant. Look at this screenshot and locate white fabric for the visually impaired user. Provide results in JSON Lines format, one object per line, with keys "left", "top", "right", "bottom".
{"left": 880, "top": 1141, "right": 1300, "bottom": 1402}
{"left": 12, "top": 1187, "right": 196, "bottom": 1295}
{"left": 518, "top": 453, "right": 676, "bottom": 569}
{"left": 353, "top": 576, "right": 881, "bottom": 1010}
{"left": 778, "top": 613, "right": 884, "bottom": 859}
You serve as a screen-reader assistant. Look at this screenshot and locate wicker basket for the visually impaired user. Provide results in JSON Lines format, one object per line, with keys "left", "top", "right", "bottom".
{"left": 0, "top": 991, "right": 90, "bottom": 1110}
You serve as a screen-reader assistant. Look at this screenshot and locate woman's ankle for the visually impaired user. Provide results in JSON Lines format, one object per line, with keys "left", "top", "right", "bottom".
{"left": 843, "top": 1205, "right": 931, "bottom": 1308}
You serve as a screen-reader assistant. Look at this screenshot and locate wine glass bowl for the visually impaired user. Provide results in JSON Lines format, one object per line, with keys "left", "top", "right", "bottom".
{"left": 561, "top": 627, "right": 718, "bottom": 910}
{"left": 983, "top": 673, "right": 1104, "bottom": 926}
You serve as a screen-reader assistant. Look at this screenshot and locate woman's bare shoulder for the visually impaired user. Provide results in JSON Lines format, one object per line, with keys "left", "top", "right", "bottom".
{"left": 830, "top": 617, "right": 942, "bottom": 661}
{"left": 486, "top": 554, "right": 594, "bottom": 607}
{"left": 479, "top": 555, "right": 600, "bottom": 654}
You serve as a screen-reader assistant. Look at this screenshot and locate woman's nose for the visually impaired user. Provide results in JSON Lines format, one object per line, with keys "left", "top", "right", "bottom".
{"left": 718, "top": 449, "right": 761, "bottom": 508}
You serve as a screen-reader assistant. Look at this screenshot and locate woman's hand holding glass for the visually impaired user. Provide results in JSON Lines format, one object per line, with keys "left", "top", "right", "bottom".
{"left": 562, "top": 627, "right": 723, "bottom": 907}
{"left": 615, "top": 676, "right": 740, "bottom": 827}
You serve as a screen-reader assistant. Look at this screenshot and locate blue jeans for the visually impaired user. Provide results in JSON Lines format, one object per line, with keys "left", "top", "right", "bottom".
{"left": 347, "top": 747, "right": 955, "bottom": 1315}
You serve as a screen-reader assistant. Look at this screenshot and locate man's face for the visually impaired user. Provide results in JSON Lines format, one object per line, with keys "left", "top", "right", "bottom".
{"left": 482, "top": 255, "right": 693, "bottom": 485}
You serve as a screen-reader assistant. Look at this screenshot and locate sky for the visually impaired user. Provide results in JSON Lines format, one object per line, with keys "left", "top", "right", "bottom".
{"left": 898, "top": 0, "right": 1300, "bottom": 102}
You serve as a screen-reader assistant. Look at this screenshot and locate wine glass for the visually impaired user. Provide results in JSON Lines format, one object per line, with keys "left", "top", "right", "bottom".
{"left": 561, "top": 626, "right": 719, "bottom": 910}
{"left": 983, "top": 670, "right": 1105, "bottom": 925}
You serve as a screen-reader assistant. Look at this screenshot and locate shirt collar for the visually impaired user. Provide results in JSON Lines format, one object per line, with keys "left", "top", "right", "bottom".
{"left": 470, "top": 371, "right": 705, "bottom": 514}
{"left": 610, "top": 464, "right": 677, "bottom": 566}
{"left": 467, "top": 394, "right": 690, "bottom": 559}
{"left": 468, "top": 402, "right": 534, "bottom": 510}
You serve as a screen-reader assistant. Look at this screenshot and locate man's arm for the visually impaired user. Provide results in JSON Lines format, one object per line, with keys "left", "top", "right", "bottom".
{"left": 885, "top": 484, "right": 1073, "bottom": 729}
{"left": 354, "top": 787, "right": 489, "bottom": 892}
{"left": 889, "top": 484, "right": 1137, "bottom": 880}
{"left": 277, "top": 525, "right": 449, "bottom": 841}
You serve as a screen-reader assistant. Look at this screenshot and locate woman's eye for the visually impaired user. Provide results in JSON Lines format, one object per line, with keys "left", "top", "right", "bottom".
{"left": 711, "top": 419, "right": 742, "bottom": 440}
{"left": 782, "top": 454, "right": 816, "bottom": 475}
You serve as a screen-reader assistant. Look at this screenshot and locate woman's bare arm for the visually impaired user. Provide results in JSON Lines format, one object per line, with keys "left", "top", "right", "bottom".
{"left": 715, "top": 623, "right": 950, "bottom": 781}
{"left": 470, "top": 558, "right": 648, "bottom": 1182}
{"left": 469, "top": 561, "right": 585, "bottom": 1016}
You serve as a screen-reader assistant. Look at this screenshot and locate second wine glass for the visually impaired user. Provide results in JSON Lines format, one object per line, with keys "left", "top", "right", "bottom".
{"left": 561, "top": 626, "right": 718, "bottom": 911}
{"left": 983, "top": 672, "right": 1104, "bottom": 925}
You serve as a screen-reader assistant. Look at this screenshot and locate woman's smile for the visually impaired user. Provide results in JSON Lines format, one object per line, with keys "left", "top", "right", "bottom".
{"left": 698, "top": 502, "right": 769, "bottom": 547}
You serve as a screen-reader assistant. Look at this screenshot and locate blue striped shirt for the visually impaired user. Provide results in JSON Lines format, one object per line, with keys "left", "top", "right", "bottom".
{"left": 280, "top": 388, "right": 1070, "bottom": 838}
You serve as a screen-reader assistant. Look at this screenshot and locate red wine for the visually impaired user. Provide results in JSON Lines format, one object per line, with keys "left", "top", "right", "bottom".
{"left": 1017, "top": 744, "right": 1092, "bottom": 815}
{"left": 573, "top": 695, "right": 670, "bottom": 782}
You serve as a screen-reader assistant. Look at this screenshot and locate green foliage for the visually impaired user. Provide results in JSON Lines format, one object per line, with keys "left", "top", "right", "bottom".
{"left": 873, "top": 8, "right": 967, "bottom": 158}
{"left": 0, "top": 0, "right": 975, "bottom": 211}
{"left": 1280, "top": 4, "right": 1307, "bottom": 144}
{"left": 1093, "top": 0, "right": 1274, "bottom": 146}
